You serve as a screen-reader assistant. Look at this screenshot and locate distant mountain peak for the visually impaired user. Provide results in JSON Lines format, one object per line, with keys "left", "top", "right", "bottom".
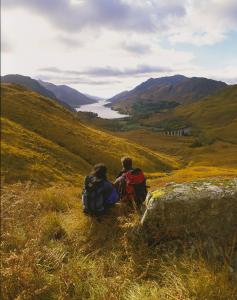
{"left": 108, "top": 74, "right": 227, "bottom": 114}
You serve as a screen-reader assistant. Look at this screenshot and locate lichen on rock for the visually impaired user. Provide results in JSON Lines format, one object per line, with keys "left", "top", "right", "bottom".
{"left": 141, "top": 178, "right": 237, "bottom": 245}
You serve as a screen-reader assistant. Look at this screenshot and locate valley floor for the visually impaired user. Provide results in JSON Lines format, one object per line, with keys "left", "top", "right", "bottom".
{"left": 77, "top": 113, "right": 237, "bottom": 186}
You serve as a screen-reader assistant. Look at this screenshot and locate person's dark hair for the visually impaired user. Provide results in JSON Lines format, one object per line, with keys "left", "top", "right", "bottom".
{"left": 121, "top": 156, "right": 133, "bottom": 171}
{"left": 91, "top": 163, "right": 107, "bottom": 179}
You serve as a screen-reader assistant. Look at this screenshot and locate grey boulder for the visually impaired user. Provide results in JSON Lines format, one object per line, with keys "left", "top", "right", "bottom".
{"left": 141, "top": 179, "right": 237, "bottom": 244}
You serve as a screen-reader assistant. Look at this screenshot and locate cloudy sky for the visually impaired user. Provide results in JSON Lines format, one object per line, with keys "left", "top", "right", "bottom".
{"left": 2, "top": 0, "right": 237, "bottom": 97}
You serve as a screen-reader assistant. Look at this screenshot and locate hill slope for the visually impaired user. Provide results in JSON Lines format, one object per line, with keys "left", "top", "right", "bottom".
{"left": 1, "top": 74, "right": 57, "bottom": 100}
{"left": 109, "top": 75, "right": 227, "bottom": 114}
{"left": 1, "top": 74, "right": 72, "bottom": 110}
{"left": 38, "top": 80, "right": 96, "bottom": 107}
{"left": 133, "top": 84, "right": 237, "bottom": 143}
{"left": 1, "top": 84, "right": 177, "bottom": 184}
{"left": 175, "top": 84, "right": 237, "bottom": 143}
{"left": 108, "top": 74, "right": 186, "bottom": 104}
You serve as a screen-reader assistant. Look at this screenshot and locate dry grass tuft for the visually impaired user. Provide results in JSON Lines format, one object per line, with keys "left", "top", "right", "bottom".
{"left": 1, "top": 183, "right": 237, "bottom": 300}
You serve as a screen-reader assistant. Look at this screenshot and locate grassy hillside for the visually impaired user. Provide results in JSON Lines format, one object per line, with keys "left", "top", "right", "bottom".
{"left": 1, "top": 74, "right": 58, "bottom": 100}
{"left": 2, "top": 183, "right": 237, "bottom": 300}
{"left": 78, "top": 84, "right": 237, "bottom": 176}
{"left": 116, "top": 130, "right": 237, "bottom": 185}
{"left": 78, "top": 84, "right": 237, "bottom": 184}
{"left": 1, "top": 118, "right": 89, "bottom": 184}
{"left": 135, "top": 85, "right": 237, "bottom": 144}
{"left": 176, "top": 84, "right": 237, "bottom": 144}
{"left": 76, "top": 84, "right": 237, "bottom": 184}
{"left": 1, "top": 84, "right": 237, "bottom": 300}
{"left": 1, "top": 74, "right": 73, "bottom": 111}
{"left": 1, "top": 84, "right": 177, "bottom": 184}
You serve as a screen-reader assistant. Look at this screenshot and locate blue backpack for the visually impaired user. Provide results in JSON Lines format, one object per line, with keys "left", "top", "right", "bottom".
{"left": 82, "top": 176, "right": 118, "bottom": 216}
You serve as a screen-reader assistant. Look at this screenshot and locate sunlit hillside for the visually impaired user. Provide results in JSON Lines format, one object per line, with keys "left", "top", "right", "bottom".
{"left": 2, "top": 182, "right": 237, "bottom": 300}
{"left": 1, "top": 84, "right": 237, "bottom": 300}
{"left": 116, "top": 131, "right": 237, "bottom": 185}
{"left": 77, "top": 86, "right": 237, "bottom": 184}
{"left": 1, "top": 84, "right": 177, "bottom": 184}
{"left": 176, "top": 84, "right": 237, "bottom": 144}
{"left": 140, "top": 85, "right": 237, "bottom": 144}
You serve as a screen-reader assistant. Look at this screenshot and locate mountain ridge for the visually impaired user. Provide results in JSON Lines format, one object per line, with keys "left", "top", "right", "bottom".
{"left": 1, "top": 74, "right": 73, "bottom": 111}
{"left": 108, "top": 75, "right": 227, "bottom": 114}
{"left": 1, "top": 74, "right": 97, "bottom": 110}
{"left": 1, "top": 74, "right": 58, "bottom": 100}
{"left": 38, "top": 80, "right": 97, "bottom": 107}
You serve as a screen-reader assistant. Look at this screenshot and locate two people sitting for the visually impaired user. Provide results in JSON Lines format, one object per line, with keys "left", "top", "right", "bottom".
{"left": 82, "top": 157, "right": 147, "bottom": 216}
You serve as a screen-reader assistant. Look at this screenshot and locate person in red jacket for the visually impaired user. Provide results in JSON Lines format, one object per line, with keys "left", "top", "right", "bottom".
{"left": 115, "top": 157, "right": 147, "bottom": 209}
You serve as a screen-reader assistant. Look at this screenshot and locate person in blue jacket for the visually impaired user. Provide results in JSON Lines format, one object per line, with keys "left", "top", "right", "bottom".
{"left": 82, "top": 163, "right": 119, "bottom": 216}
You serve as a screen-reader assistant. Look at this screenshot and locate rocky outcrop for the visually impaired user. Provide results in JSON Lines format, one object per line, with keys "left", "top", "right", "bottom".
{"left": 141, "top": 179, "right": 237, "bottom": 244}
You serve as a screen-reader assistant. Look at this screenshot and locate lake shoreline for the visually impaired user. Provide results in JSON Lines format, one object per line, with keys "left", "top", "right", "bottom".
{"left": 76, "top": 100, "right": 129, "bottom": 119}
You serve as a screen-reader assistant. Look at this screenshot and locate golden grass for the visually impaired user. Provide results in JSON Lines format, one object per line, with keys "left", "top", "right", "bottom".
{"left": 1, "top": 117, "right": 88, "bottom": 184}
{"left": 140, "top": 85, "right": 237, "bottom": 144}
{"left": 175, "top": 85, "right": 237, "bottom": 144}
{"left": 115, "top": 130, "right": 237, "bottom": 187}
{"left": 1, "top": 84, "right": 177, "bottom": 184}
{"left": 1, "top": 183, "right": 237, "bottom": 300}
{"left": 148, "top": 166, "right": 237, "bottom": 189}
{"left": 1, "top": 84, "right": 237, "bottom": 299}
{"left": 2, "top": 83, "right": 236, "bottom": 188}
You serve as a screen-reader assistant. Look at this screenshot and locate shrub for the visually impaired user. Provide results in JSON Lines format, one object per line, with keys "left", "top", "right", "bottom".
{"left": 40, "top": 213, "right": 67, "bottom": 242}
{"left": 38, "top": 190, "right": 71, "bottom": 212}
{"left": 190, "top": 139, "right": 203, "bottom": 148}
{"left": 124, "top": 257, "right": 237, "bottom": 300}
{"left": 56, "top": 257, "right": 109, "bottom": 299}
{"left": 1, "top": 239, "right": 56, "bottom": 300}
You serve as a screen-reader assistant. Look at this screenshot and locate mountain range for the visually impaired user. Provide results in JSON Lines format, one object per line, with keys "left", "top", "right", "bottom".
{"left": 108, "top": 75, "right": 228, "bottom": 114}
{"left": 1, "top": 74, "right": 58, "bottom": 101}
{"left": 1, "top": 74, "right": 96, "bottom": 110}
{"left": 38, "top": 80, "right": 96, "bottom": 107}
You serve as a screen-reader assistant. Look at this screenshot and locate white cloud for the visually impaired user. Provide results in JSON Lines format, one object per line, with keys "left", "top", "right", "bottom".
{"left": 1, "top": 0, "right": 237, "bottom": 97}
{"left": 168, "top": 0, "right": 237, "bottom": 45}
